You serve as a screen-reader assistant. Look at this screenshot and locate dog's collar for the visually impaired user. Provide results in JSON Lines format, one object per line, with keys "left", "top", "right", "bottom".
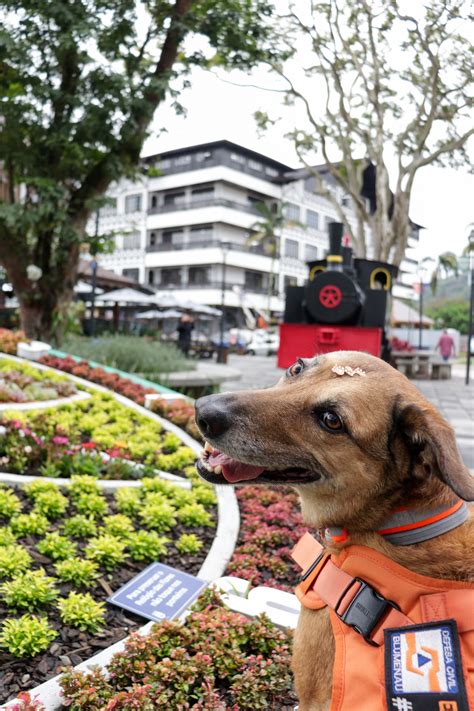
{"left": 325, "top": 499, "right": 469, "bottom": 546}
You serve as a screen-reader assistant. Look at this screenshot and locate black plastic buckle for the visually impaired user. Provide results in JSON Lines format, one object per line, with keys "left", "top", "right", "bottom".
{"left": 335, "top": 578, "right": 400, "bottom": 646}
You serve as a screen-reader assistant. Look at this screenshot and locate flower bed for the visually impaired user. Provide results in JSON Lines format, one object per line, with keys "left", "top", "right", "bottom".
{"left": 0, "top": 476, "right": 217, "bottom": 704}
{"left": 0, "top": 392, "right": 196, "bottom": 479}
{"left": 0, "top": 359, "right": 78, "bottom": 404}
{"left": 41, "top": 588, "right": 296, "bottom": 710}
{"left": 0, "top": 329, "right": 28, "bottom": 356}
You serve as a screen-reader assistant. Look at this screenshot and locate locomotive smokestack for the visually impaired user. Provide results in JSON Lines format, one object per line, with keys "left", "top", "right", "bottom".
{"left": 327, "top": 222, "right": 344, "bottom": 269}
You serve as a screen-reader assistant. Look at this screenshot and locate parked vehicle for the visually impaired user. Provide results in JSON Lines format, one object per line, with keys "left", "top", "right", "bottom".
{"left": 246, "top": 331, "right": 279, "bottom": 356}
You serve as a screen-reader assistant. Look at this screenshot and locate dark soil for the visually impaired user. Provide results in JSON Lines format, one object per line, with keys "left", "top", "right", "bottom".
{"left": 0, "top": 487, "right": 216, "bottom": 705}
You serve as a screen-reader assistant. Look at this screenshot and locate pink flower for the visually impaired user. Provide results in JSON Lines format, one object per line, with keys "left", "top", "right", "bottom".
{"left": 51, "top": 435, "right": 69, "bottom": 445}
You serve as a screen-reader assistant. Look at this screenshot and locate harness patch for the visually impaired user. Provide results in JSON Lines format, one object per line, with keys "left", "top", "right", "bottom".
{"left": 384, "top": 620, "right": 468, "bottom": 711}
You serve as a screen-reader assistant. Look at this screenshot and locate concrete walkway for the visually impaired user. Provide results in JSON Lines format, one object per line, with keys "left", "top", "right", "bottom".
{"left": 224, "top": 355, "right": 474, "bottom": 471}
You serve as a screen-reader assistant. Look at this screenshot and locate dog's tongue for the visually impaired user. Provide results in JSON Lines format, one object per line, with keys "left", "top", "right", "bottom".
{"left": 208, "top": 450, "right": 265, "bottom": 483}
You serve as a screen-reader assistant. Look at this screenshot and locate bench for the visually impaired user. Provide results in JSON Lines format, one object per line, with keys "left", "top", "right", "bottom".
{"left": 431, "top": 361, "right": 452, "bottom": 380}
{"left": 395, "top": 357, "right": 416, "bottom": 377}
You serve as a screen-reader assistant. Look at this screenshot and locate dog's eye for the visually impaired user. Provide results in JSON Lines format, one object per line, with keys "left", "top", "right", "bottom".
{"left": 319, "top": 411, "right": 344, "bottom": 432}
{"left": 287, "top": 359, "right": 305, "bottom": 377}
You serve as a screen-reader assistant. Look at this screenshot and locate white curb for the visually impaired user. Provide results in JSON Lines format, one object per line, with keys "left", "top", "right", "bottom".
{"left": 0, "top": 391, "right": 90, "bottom": 412}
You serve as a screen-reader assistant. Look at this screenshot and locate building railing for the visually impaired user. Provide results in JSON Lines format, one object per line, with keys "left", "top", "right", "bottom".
{"left": 155, "top": 281, "right": 279, "bottom": 296}
{"left": 148, "top": 197, "right": 264, "bottom": 216}
{"left": 145, "top": 239, "right": 278, "bottom": 257}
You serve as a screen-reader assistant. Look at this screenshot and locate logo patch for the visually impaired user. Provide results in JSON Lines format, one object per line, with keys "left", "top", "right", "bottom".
{"left": 385, "top": 620, "right": 468, "bottom": 711}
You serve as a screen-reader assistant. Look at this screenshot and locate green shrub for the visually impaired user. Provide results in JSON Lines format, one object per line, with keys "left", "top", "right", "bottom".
{"left": 139, "top": 501, "right": 177, "bottom": 532}
{"left": 127, "top": 530, "right": 169, "bottom": 562}
{"left": 193, "top": 485, "right": 218, "bottom": 507}
{"left": 33, "top": 490, "right": 69, "bottom": 519}
{"left": 177, "top": 503, "right": 213, "bottom": 527}
{"left": 155, "top": 448, "right": 196, "bottom": 471}
{"left": 69, "top": 475, "right": 101, "bottom": 499}
{"left": 75, "top": 492, "right": 108, "bottom": 517}
{"left": 23, "top": 480, "right": 61, "bottom": 499}
{"left": 103, "top": 458, "right": 137, "bottom": 480}
{"left": 168, "top": 488, "right": 196, "bottom": 508}
{"left": 0, "top": 488, "right": 21, "bottom": 519}
{"left": 62, "top": 514, "right": 97, "bottom": 538}
{"left": 55, "top": 558, "right": 99, "bottom": 588}
{"left": 162, "top": 432, "right": 181, "bottom": 453}
{"left": 85, "top": 534, "right": 127, "bottom": 570}
{"left": 38, "top": 461, "right": 63, "bottom": 478}
{"left": 59, "top": 667, "right": 113, "bottom": 708}
{"left": 141, "top": 477, "right": 176, "bottom": 496}
{"left": 58, "top": 592, "right": 106, "bottom": 633}
{"left": 0, "top": 569, "right": 57, "bottom": 609}
{"left": 0, "top": 615, "right": 57, "bottom": 657}
{"left": 0, "top": 527, "right": 17, "bottom": 546}
{"left": 101, "top": 514, "right": 134, "bottom": 539}
{"left": 0, "top": 544, "right": 32, "bottom": 578}
{"left": 115, "top": 487, "right": 141, "bottom": 515}
{"left": 10, "top": 512, "right": 49, "bottom": 536}
{"left": 37, "top": 532, "right": 77, "bottom": 561}
{"left": 175, "top": 533, "right": 203, "bottom": 554}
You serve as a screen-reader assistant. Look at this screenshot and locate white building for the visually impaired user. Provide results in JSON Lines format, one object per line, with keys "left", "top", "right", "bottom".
{"left": 93, "top": 140, "right": 420, "bottom": 318}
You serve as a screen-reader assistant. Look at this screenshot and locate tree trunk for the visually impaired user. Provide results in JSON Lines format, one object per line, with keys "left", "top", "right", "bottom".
{"left": 18, "top": 301, "right": 54, "bottom": 341}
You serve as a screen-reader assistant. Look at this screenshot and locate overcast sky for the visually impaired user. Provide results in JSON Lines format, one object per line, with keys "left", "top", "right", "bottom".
{"left": 143, "top": 63, "right": 474, "bottom": 265}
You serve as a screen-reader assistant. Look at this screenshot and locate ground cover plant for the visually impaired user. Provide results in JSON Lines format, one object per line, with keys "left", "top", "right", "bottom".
{"left": 0, "top": 476, "right": 217, "bottom": 703}
{"left": 0, "top": 391, "right": 196, "bottom": 479}
{"left": 58, "top": 588, "right": 297, "bottom": 710}
{"left": 0, "top": 358, "right": 78, "bottom": 404}
{"left": 0, "top": 330, "right": 28, "bottom": 356}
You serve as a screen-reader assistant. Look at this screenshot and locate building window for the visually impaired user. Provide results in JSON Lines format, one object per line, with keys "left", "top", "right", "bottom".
{"left": 188, "top": 266, "right": 210, "bottom": 286}
{"left": 122, "top": 268, "right": 139, "bottom": 282}
{"left": 306, "top": 209, "right": 319, "bottom": 229}
{"left": 265, "top": 166, "right": 279, "bottom": 178}
{"left": 284, "top": 239, "right": 299, "bottom": 259}
{"left": 284, "top": 203, "right": 301, "bottom": 222}
{"left": 149, "top": 231, "right": 157, "bottom": 247}
{"left": 164, "top": 191, "right": 186, "bottom": 207}
{"left": 148, "top": 270, "right": 155, "bottom": 285}
{"left": 248, "top": 159, "right": 263, "bottom": 172}
{"left": 174, "top": 154, "right": 191, "bottom": 166}
{"left": 248, "top": 195, "right": 266, "bottom": 210}
{"left": 305, "top": 244, "right": 319, "bottom": 261}
{"left": 230, "top": 152, "right": 245, "bottom": 164}
{"left": 195, "top": 151, "right": 212, "bottom": 162}
{"left": 161, "top": 229, "right": 183, "bottom": 246}
{"left": 190, "top": 225, "right": 213, "bottom": 241}
{"left": 245, "top": 270, "right": 264, "bottom": 291}
{"left": 341, "top": 195, "right": 350, "bottom": 207}
{"left": 284, "top": 275, "right": 298, "bottom": 290}
{"left": 124, "top": 193, "right": 142, "bottom": 213}
{"left": 158, "top": 159, "right": 171, "bottom": 169}
{"left": 160, "top": 268, "right": 182, "bottom": 286}
{"left": 150, "top": 195, "right": 158, "bottom": 209}
{"left": 99, "top": 199, "right": 117, "bottom": 217}
{"left": 123, "top": 232, "right": 141, "bottom": 250}
{"left": 191, "top": 186, "right": 214, "bottom": 203}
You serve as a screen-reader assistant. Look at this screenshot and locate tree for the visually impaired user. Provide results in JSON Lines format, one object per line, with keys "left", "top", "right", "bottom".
{"left": 426, "top": 300, "right": 470, "bottom": 334}
{"left": 428, "top": 252, "right": 459, "bottom": 294}
{"left": 258, "top": 0, "right": 473, "bottom": 266}
{"left": 0, "top": 0, "right": 278, "bottom": 342}
{"left": 247, "top": 202, "right": 286, "bottom": 314}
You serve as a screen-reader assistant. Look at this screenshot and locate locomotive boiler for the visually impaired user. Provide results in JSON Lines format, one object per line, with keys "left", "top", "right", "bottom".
{"left": 277, "top": 222, "right": 398, "bottom": 368}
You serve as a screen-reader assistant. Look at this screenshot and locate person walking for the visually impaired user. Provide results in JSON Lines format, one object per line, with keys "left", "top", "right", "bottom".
{"left": 436, "top": 329, "right": 455, "bottom": 362}
{"left": 177, "top": 314, "right": 194, "bottom": 357}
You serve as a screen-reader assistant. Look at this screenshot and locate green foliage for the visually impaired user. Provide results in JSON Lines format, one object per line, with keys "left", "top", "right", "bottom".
{"left": 0, "top": 488, "right": 21, "bottom": 519}
{"left": 155, "top": 448, "right": 196, "bottom": 472}
{"left": 127, "top": 530, "right": 168, "bottom": 562}
{"left": 32, "top": 490, "right": 68, "bottom": 519}
{"left": 23, "top": 480, "right": 61, "bottom": 500}
{"left": 62, "top": 514, "right": 97, "bottom": 538}
{"left": 175, "top": 533, "right": 203, "bottom": 554}
{"left": 100, "top": 513, "right": 134, "bottom": 539}
{"left": 58, "top": 592, "right": 106, "bottom": 633}
{"left": 85, "top": 534, "right": 127, "bottom": 570}
{"left": 75, "top": 492, "right": 108, "bottom": 517}
{"left": 0, "top": 615, "right": 57, "bottom": 657}
{"left": 37, "top": 532, "right": 77, "bottom": 561}
{"left": 0, "top": 526, "right": 17, "bottom": 546}
{"left": 59, "top": 668, "right": 113, "bottom": 709}
{"left": 115, "top": 487, "right": 141, "bottom": 515}
{"left": 426, "top": 300, "right": 471, "bottom": 334}
{"left": 0, "top": 544, "right": 32, "bottom": 578}
{"left": 10, "top": 512, "right": 49, "bottom": 536}
{"left": 69, "top": 475, "right": 101, "bottom": 499}
{"left": 193, "top": 485, "right": 217, "bottom": 507}
{"left": 139, "top": 501, "right": 177, "bottom": 532}
{"left": 63, "top": 336, "right": 193, "bottom": 375}
{"left": 54, "top": 558, "right": 100, "bottom": 588}
{"left": 167, "top": 487, "right": 196, "bottom": 509}
{"left": 177, "top": 503, "right": 213, "bottom": 527}
{"left": 0, "top": 569, "right": 57, "bottom": 609}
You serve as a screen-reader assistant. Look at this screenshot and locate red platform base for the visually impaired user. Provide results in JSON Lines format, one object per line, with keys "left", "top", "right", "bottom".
{"left": 277, "top": 324, "right": 382, "bottom": 369}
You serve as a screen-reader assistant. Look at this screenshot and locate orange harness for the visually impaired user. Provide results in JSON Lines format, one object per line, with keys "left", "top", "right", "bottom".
{"left": 292, "top": 532, "right": 474, "bottom": 711}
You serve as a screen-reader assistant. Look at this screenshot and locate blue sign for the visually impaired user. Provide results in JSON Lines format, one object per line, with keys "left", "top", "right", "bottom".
{"left": 108, "top": 563, "right": 207, "bottom": 622}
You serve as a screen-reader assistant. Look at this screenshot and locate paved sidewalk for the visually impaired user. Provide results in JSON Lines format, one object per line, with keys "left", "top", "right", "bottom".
{"left": 224, "top": 355, "right": 474, "bottom": 470}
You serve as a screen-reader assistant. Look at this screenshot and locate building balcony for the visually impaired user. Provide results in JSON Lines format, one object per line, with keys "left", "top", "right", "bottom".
{"left": 146, "top": 239, "right": 278, "bottom": 258}
{"left": 155, "top": 281, "right": 279, "bottom": 296}
{"left": 148, "top": 197, "right": 264, "bottom": 216}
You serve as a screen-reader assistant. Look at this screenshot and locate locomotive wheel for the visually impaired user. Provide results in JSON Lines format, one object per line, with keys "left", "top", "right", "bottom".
{"left": 305, "top": 270, "right": 364, "bottom": 324}
{"left": 319, "top": 285, "right": 342, "bottom": 309}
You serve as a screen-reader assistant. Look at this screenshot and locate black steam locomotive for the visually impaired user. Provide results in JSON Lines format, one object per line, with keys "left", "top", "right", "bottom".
{"left": 278, "top": 222, "right": 398, "bottom": 367}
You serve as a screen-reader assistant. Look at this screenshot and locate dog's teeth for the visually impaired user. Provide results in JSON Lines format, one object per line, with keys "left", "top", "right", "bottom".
{"left": 213, "top": 465, "right": 222, "bottom": 475}
{"left": 204, "top": 441, "right": 214, "bottom": 453}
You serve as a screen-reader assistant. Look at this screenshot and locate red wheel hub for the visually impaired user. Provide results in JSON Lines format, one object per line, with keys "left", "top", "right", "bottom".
{"left": 319, "top": 284, "right": 342, "bottom": 308}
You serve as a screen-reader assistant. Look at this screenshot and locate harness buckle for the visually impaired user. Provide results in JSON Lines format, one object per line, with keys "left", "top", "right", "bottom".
{"left": 335, "top": 578, "right": 400, "bottom": 646}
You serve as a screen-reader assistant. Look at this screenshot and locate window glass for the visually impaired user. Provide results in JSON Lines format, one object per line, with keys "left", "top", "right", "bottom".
{"left": 188, "top": 266, "right": 210, "bottom": 285}
{"left": 305, "top": 244, "right": 319, "bottom": 261}
{"left": 189, "top": 225, "right": 213, "bottom": 240}
{"left": 99, "top": 198, "right": 117, "bottom": 217}
{"left": 284, "top": 203, "right": 301, "bottom": 222}
{"left": 195, "top": 151, "right": 212, "bottom": 161}
{"left": 123, "top": 232, "right": 141, "bottom": 250}
{"left": 248, "top": 159, "right": 263, "bottom": 171}
{"left": 124, "top": 194, "right": 142, "bottom": 213}
{"left": 191, "top": 186, "right": 214, "bottom": 203}
{"left": 164, "top": 192, "right": 186, "bottom": 206}
{"left": 284, "top": 239, "right": 299, "bottom": 259}
{"left": 230, "top": 152, "right": 245, "bottom": 164}
{"left": 265, "top": 167, "right": 279, "bottom": 178}
{"left": 245, "top": 270, "right": 264, "bottom": 290}
{"left": 174, "top": 154, "right": 191, "bottom": 166}
{"left": 122, "top": 268, "right": 139, "bottom": 282}
{"left": 160, "top": 268, "right": 182, "bottom": 285}
{"left": 306, "top": 209, "right": 319, "bottom": 229}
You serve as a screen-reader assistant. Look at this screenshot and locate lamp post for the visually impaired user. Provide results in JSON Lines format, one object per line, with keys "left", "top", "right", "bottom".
{"left": 217, "top": 242, "right": 229, "bottom": 364}
{"left": 465, "top": 229, "right": 474, "bottom": 386}
{"left": 89, "top": 210, "right": 100, "bottom": 337}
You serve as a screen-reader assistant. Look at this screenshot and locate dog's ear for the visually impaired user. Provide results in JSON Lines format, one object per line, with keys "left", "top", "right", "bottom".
{"left": 398, "top": 404, "right": 474, "bottom": 501}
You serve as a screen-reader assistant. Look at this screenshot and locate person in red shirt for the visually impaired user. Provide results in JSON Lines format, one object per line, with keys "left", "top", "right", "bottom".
{"left": 436, "top": 329, "right": 456, "bottom": 362}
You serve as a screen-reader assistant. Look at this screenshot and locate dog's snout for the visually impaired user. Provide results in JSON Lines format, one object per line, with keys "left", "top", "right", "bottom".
{"left": 195, "top": 394, "right": 235, "bottom": 439}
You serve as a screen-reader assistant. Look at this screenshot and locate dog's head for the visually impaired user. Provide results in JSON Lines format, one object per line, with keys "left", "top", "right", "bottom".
{"left": 195, "top": 351, "right": 473, "bottom": 529}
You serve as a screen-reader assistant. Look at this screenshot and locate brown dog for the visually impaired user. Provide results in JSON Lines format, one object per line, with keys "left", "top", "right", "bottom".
{"left": 195, "top": 351, "right": 474, "bottom": 711}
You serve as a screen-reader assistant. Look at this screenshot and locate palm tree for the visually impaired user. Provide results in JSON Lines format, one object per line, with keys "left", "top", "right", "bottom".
{"left": 246, "top": 202, "right": 286, "bottom": 315}
{"left": 428, "top": 252, "right": 459, "bottom": 294}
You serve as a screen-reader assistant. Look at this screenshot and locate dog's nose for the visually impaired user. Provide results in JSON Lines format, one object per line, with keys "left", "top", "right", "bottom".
{"left": 195, "top": 394, "right": 234, "bottom": 439}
